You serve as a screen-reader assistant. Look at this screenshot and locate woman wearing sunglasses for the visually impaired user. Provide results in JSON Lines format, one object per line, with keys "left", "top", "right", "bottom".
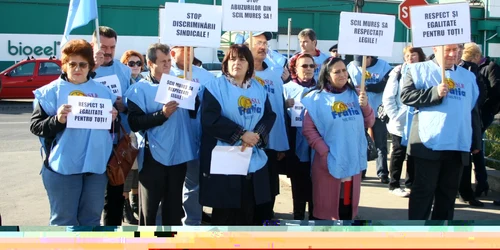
{"left": 30, "top": 39, "right": 118, "bottom": 226}
{"left": 283, "top": 53, "right": 316, "bottom": 220}
{"left": 121, "top": 50, "right": 145, "bottom": 83}
{"left": 302, "top": 57, "right": 375, "bottom": 220}
{"left": 119, "top": 50, "right": 146, "bottom": 224}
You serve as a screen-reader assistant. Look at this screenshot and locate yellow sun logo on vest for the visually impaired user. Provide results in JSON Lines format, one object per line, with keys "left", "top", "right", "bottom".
{"left": 177, "top": 75, "right": 185, "bottom": 79}
{"left": 364, "top": 71, "right": 372, "bottom": 79}
{"left": 331, "top": 101, "right": 360, "bottom": 119}
{"left": 445, "top": 78, "right": 456, "bottom": 89}
{"left": 332, "top": 101, "right": 349, "bottom": 113}
{"left": 237, "top": 96, "right": 262, "bottom": 116}
{"left": 255, "top": 76, "right": 265, "bottom": 86}
{"left": 69, "top": 90, "right": 86, "bottom": 96}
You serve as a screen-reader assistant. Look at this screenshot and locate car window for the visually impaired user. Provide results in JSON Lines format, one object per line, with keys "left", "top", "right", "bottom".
{"left": 38, "top": 62, "right": 61, "bottom": 76}
{"left": 10, "top": 62, "right": 35, "bottom": 77}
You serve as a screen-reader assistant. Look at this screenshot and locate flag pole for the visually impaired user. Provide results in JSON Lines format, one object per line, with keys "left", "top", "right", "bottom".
{"left": 94, "top": 18, "right": 101, "bottom": 49}
{"left": 184, "top": 47, "right": 188, "bottom": 79}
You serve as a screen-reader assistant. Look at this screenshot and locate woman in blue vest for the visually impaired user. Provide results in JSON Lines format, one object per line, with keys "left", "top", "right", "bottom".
{"left": 199, "top": 44, "right": 276, "bottom": 225}
{"left": 302, "top": 57, "right": 375, "bottom": 220}
{"left": 283, "top": 53, "right": 316, "bottom": 220}
{"left": 30, "top": 39, "right": 118, "bottom": 226}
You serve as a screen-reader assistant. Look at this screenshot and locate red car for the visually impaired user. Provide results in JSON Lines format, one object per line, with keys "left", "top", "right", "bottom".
{"left": 0, "top": 57, "right": 61, "bottom": 99}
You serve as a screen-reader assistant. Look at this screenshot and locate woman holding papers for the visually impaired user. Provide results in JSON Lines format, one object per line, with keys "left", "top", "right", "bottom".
{"left": 302, "top": 57, "right": 375, "bottom": 220}
{"left": 283, "top": 53, "right": 316, "bottom": 220}
{"left": 199, "top": 44, "right": 276, "bottom": 225}
{"left": 30, "top": 39, "right": 118, "bottom": 226}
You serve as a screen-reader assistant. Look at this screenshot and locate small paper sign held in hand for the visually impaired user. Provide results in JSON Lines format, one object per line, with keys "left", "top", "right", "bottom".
{"left": 66, "top": 96, "right": 113, "bottom": 130}
{"left": 94, "top": 75, "right": 122, "bottom": 96}
{"left": 410, "top": 2, "right": 471, "bottom": 48}
{"left": 210, "top": 146, "right": 252, "bottom": 176}
{"left": 154, "top": 73, "right": 200, "bottom": 110}
{"left": 291, "top": 100, "right": 304, "bottom": 127}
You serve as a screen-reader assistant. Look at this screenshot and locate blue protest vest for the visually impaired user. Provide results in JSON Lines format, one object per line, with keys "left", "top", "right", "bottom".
{"left": 94, "top": 59, "right": 132, "bottom": 133}
{"left": 302, "top": 89, "right": 367, "bottom": 179}
{"left": 170, "top": 63, "right": 215, "bottom": 157}
{"left": 408, "top": 61, "right": 479, "bottom": 151}
{"left": 255, "top": 68, "right": 289, "bottom": 151}
{"left": 33, "top": 78, "right": 117, "bottom": 175}
{"left": 313, "top": 52, "right": 330, "bottom": 81}
{"left": 204, "top": 76, "right": 268, "bottom": 173}
{"left": 348, "top": 59, "right": 392, "bottom": 111}
{"left": 124, "top": 80, "right": 196, "bottom": 171}
{"left": 283, "top": 81, "right": 312, "bottom": 162}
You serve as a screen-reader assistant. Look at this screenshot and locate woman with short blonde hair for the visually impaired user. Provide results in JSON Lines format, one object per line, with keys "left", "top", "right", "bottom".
{"left": 462, "top": 43, "right": 482, "bottom": 63}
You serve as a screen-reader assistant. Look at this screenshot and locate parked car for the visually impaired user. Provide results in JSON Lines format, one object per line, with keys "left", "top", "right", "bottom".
{"left": 0, "top": 57, "right": 61, "bottom": 99}
{"left": 202, "top": 62, "right": 222, "bottom": 76}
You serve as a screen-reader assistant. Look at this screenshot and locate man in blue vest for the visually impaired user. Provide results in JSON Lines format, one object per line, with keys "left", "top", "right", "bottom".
{"left": 91, "top": 26, "right": 132, "bottom": 226}
{"left": 291, "top": 28, "right": 329, "bottom": 81}
{"left": 245, "top": 31, "right": 290, "bottom": 224}
{"left": 169, "top": 46, "right": 215, "bottom": 225}
{"left": 400, "top": 44, "right": 482, "bottom": 220}
{"left": 347, "top": 56, "right": 393, "bottom": 183}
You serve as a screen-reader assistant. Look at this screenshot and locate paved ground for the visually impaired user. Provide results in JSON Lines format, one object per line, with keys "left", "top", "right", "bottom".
{"left": 0, "top": 100, "right": 499, "bottom": 227}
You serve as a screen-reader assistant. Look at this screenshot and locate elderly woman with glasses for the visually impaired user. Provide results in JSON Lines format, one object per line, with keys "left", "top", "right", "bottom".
{"left": 283, "top": 53, "right": 317, "bottom": 220}
{"left": 302, "top": 57, "right": 375, "bottom": 220}
{"left": 30, "top": 39, "right": 118, "bottom": 226}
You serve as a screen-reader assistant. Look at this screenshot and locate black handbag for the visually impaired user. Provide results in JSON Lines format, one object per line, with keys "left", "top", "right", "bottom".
{"left": 366, "top": 132, "right": 378, "bottom": 161}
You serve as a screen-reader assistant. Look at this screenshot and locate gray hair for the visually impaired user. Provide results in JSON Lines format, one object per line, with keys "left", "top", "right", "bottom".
{"left": 146, "top": 43, "right": 170, "bottom": 64}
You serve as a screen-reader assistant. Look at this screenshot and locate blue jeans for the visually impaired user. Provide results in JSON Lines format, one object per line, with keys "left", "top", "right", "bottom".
{"left": 373, "top": 118, "right": 389, "bottom": 177}
{"left": 182, "top": 159, "right": 202, "bottom": 225}
{"left": 41, "top": 167, "right": 107, "bottom": 226}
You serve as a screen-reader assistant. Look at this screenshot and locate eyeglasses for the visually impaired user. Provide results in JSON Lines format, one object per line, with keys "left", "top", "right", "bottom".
{"left": 255, "top": 41, "right": 268, "bottom": 47}
{"left": 127, "top": 61, "right": 142, "bottom": 67}
{"left": 300, "top": 64, "right": 316, "bottom": 69}
{"left": 68, "top": 62, "right": 89, "bottom": 69}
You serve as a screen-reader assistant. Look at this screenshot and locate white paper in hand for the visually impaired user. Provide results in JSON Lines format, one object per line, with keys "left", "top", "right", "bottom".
{"left": 210, "top": 146, "right": 252, "bottom": 176}
{"left": 291, "top": 100, "right": 304, "bottom": 127}
{"left": 154, "top": 74, "right": 200, "bottom": 110}
{"left": 94, "top": 75, "right": 122, "bottom": 96}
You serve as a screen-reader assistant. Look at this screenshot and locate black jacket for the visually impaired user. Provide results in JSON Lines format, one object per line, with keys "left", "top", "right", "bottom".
{"left": 400, "top": 63, "right": 482, "bottom": 165}
{"left": 479, "top": 57, "right": 500, "bottom": 116}
{"left": 198, "top": 86, "right": 276, "bottom": 208}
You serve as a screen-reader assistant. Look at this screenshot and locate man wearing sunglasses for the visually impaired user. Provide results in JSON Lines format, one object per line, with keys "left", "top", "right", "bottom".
{"left": 328, "top": 44, "right": 342, "bottom": 59}
{"left": 91, "top": 26, "right": 132, "bottom": 226}
{"left": 169, "top": 46, "right": 215, "bottom": 226}
{"left": 245, "top": 31, "right": 290, "bottom": 224}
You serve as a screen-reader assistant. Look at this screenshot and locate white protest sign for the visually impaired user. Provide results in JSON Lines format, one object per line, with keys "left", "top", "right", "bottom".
{"left": 94, "top": 75, "right": 122, "bottom": 96}
{"left": 67, "top": 96, "right": 113, "bottom": 130}
{"left": 291, "top": 101, "right": 304, "bottom": 127}
{"left": 155, "top": 74, "right": 200, "bottom": 110}
{"left": 337, "top": 12, "right": 395, "bottom": 57}
{"left": 161, "top": 2, "right": 222, "bottom": 48}
{"left": 222, "top": 0, "right": 278, "bottom": 32}
{"left": 410, "top": 2, "right": 471, "bottom": 48}
{"left": 210, "top": 146, "right": 252, "bottom": 175}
